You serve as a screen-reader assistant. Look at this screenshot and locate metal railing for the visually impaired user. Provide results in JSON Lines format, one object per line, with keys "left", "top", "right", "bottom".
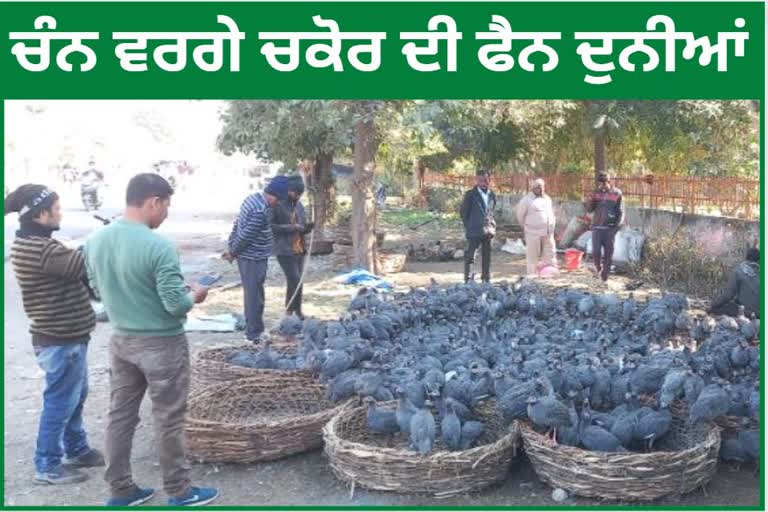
{"left": 423, "top": 172, "right": 760, "bottom": 219}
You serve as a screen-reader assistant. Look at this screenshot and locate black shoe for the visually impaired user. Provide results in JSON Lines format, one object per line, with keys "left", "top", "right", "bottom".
{"left": 34, "top": 466, "right": 89, "bottom": 485}
{"left": 65, "top": 448, "right": 105, "bottom": 468}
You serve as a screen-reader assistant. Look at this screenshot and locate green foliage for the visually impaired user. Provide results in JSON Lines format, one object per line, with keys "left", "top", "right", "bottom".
{"left": 217, "top": 100, "right": 354, "bottom": 165}
{"left": 218, "top": 100, "right": 759, "bottom": 182}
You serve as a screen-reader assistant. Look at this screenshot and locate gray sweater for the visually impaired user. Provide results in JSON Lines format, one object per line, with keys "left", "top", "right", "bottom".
{"left": 711, "top": 261, "right": 760, "bottom": 317}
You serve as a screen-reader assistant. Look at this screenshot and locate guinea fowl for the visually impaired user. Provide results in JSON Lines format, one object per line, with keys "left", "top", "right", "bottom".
{"left": 720, "top": 436, "right": 749, "bottom": 465}
{"left": 320, "top": 350, "right": 354, "bottom": 381}
{"left": 689, "top": 384, "right": 731, "bottom": 424}
{"left": 409, "top": 402, "right": 437, "bottom": 455}
{"left": 441, "top": 401, "right": 462, "bottom": 451}
{"left": 354, "top": 372, "right": 384, "bottom": 398}
{"left": 589, "top": 363, "right": 612, "bottom": 410}
{"left": 738, "top": 430, "right": 760, "bottom": 461}
{"left": 226, "top": 350, "right": 270, "bottom": 369}
{"left": 683, "top": 371, "right": 705, "bottom": 404}
{"left": 610, "top": 393, "right": 639, "bottom": 447}
{"left": 579, "top": 405, "right": 627, "bottom": 453}
{"left": 748, "top": 386, "right": 760, "bottom": 420}
{"left": 299, "top": 279, "right": 757, "bottom": 456}
{"left": 659, "top": 369, "right": 687, "bottom": 408}
{"left": 740, "top": 315, "right": 758, "bottom": 341}
{"left": 364, "top": 397, "right": 399, "bottom": 435}
{"left": 441, "top": 397, "right": 472, "bottom": 423}
{"left": 634, "top": 403, "right": 672, "bottom": 451}
{"left": 327, "top": 370, "right": 361, "bottom": 401}
{"left": 459, "top": 421, "right": 485, "bottom": 450}
{"left": 622, "top": 293, "right": 637, "bottom": 324}
{"left": 278, "top": 313, "right": 304, "bottom": 336}
{"left": 730, "top": 341, "right": 750, "bottom": 369}
{"left": 395, "top": 387, "right": 418, "bottom": 434}
{"left": 578, "top": 296, "right": 596, "bottom": 317}
{"left": 556, "top": 395, "right": 581, "bottom": 447}
{"left": 527, "top": 383, "right": 572, "bottom": 444}
{"left": 630, "top": 365, "right": 667, "bottom": 395}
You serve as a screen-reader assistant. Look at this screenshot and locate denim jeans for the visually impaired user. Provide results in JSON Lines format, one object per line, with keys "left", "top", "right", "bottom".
{"left": 34, "top": 342, "right": 91, "bottom": 473}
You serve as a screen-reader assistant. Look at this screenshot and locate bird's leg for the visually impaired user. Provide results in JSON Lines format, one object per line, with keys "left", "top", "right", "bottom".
{"left": 544, "top": 428, "right": 558, "bottom": 446}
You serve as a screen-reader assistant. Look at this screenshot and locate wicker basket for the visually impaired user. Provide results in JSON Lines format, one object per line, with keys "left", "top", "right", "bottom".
{"left": 192, "top": 343, "right": 313, "bottom": 390}
{"left": 323, "top": 400, "right": 519, "bottom": 498}
{"left": 185, "top": 379, "right": 349, "bottom": 463}
{"left": 518, "top": 416, "right": 721, "bottom": 501}
{"left": 643, "top": 396, "right": 758, "bottom": 435}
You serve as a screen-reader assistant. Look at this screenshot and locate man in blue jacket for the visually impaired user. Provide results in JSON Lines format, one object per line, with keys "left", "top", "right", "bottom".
{"left": 224, "top": 177, "right": 282, "bottom": 342}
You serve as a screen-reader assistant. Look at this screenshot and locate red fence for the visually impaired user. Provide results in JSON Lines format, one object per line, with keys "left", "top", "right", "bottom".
{"left": 423, "top": 172, "right": 760, "bottom": 219}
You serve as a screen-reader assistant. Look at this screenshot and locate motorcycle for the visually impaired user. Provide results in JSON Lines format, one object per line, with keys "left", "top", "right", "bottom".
{"left": 81, "top": 183, "right": 102, "bottom": 211}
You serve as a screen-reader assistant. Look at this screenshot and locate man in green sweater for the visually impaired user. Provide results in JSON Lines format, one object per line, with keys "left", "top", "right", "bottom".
{"left": 85, "top": 174, "right": 218, "bottom": 507}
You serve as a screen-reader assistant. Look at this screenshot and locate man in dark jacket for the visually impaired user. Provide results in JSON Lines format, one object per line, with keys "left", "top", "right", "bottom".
{"left": 460, "top": 170, "right": 497, "bottom": 283}
{"left": 585, "top": 172, "right": 624, "bottom": 282}
{"left": 272, "top": 176, "right": 314, "bottom": 319}
{"left": 708, "top": 248, "right": 760, "bottom": 318}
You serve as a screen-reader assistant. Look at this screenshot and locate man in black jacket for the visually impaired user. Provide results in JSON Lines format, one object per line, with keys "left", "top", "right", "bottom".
{"left": 708, "top": 248, "right": 760, "bottom": 318}
{"left": 585, "top": 172, "right": 624, "bottom": 282}
{"left": 460, "top": 170, "right": 496, "bottom": 283}
{"left": 272, "top": 175, "right": 314, "bottom": 319}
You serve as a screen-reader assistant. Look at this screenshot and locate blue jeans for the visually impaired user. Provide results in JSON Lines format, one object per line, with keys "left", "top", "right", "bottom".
{"left": 34, "top": 342, "right": 91, "bottom": 473}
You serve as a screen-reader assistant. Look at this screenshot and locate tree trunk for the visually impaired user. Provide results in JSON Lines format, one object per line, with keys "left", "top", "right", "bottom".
{"left": 594, "top": 130, "right": 606, "bottom": 181}
{"left": 312, "top": 152, "right": 335, "bottom": 233}
{"left": 351, "top": 116, "right": 380, "bottom": 274}
{"left": 412, "top": 157, "right": 426, "bottom": 208}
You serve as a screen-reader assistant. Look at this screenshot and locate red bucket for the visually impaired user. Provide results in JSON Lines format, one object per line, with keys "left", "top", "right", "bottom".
{"left": 564, "top": 249, "right": 584, "bottom": 271}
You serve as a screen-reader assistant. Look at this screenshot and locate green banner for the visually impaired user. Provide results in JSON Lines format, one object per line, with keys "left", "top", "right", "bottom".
{"left": 0, "top": 2, "right": 764, "bottom": 99}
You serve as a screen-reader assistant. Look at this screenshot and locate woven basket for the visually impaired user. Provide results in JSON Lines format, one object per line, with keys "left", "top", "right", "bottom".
{"left": 192, "top": 342, "right": 313, "bottom": 390}
{"left": 518, "top": 416, "right": 721, "bottom": 501}
{"left": 323, "top": 400, "right": 519, "bottom": 498}
{"left": 642, "top": 396, "right": 758, "bottom": 435}
{"left": 185, "top": 379, "right": 350, "bottom": 463}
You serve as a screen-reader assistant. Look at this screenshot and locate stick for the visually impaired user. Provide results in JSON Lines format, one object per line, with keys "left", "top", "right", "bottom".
{"left": 409, "top": 218, "right": 435, "bottom": 230}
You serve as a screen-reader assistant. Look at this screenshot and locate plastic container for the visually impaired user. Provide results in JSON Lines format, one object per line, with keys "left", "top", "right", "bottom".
{"left": 564, "top": 248, "right": 584, "bottom": 271}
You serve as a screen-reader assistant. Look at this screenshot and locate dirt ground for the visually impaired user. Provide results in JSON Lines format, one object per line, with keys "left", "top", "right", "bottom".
{"left": 3, "top": 208, "right": 761, "bottom": 507}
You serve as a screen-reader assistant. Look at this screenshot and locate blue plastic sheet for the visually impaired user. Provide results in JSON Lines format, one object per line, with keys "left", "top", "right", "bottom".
{"left": 337, "top": 269, "right": 393, "bottom": 290}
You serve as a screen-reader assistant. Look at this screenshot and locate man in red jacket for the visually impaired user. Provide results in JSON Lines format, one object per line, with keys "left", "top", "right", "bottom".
{"left": 585, "top": 172, "right": 625, "bottom": 282}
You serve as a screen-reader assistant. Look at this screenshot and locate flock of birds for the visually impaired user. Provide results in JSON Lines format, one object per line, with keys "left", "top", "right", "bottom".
{"left": 226, "top": 278, "right": 760, "bottom": 460}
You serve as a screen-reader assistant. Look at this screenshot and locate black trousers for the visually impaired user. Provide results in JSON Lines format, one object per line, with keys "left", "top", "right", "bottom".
{"left": 237, "top": 258, "right": 267, "bottom": 341}
{"left": 592, "top": 227, "right": 617, "bottom": 281}
{"left": 277, "top": 255, "right": 305, "bottom": 316}
{"left": 464, "top": 237, "right": 492, "bottom": 283}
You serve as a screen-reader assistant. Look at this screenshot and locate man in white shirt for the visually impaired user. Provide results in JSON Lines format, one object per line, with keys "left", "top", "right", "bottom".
{"left": 516, "top": 178, "right": 557, "bottom": 276}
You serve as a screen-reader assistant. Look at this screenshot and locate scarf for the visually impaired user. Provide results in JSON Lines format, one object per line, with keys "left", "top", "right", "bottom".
{"left": 17, "top": 220, "right": 55, "bottom": 239}
{"left": 291, "top": 205, "right": 305, "bottom": 255}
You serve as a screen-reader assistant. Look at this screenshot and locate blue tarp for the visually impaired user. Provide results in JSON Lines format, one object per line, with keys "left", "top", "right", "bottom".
{"left": 337, "top": 269, "right": 393, "bottom": 290}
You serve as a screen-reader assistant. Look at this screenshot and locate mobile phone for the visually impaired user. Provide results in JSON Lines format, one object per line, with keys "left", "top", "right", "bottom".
{"left": 197, "top": 273, "right": 222, "bottom": 287}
